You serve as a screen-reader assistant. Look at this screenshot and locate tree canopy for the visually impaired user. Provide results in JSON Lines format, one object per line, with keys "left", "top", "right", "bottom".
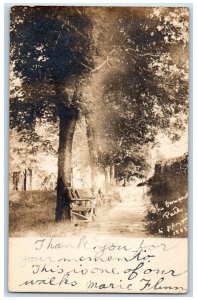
{"left": 81, "top": 7, "right": 188, "bottom": 176}
{"left": 10, "top": 6, "right": 93, "bottom": 133}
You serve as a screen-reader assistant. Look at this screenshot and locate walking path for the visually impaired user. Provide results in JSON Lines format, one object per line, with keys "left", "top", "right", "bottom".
{"left": 83, "top": 185, "right": 150, "bottom": 237}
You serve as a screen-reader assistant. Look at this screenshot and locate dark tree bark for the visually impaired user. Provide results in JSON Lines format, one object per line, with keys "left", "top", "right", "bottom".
{"left": 85, "top": 117, "right": 98, "bottom": 196}
{"left": 13, "top": 172, "right": 20, "bottom": 191}
{"left": 55, "top": 101, "right": 79, "bottom": 221}
{"left": 28, "top": 168, "right": 32, "bottom": 190}
{"left": 123, "top": 176, "right": 127, "bottom": 187}
{"left": 24, "top": 169, "right": 27, "bottom": 191}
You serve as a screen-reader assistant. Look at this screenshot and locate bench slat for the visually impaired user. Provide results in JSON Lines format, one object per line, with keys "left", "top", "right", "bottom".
{"left": 71, "top": 206, "right": 91, "bottom": 211}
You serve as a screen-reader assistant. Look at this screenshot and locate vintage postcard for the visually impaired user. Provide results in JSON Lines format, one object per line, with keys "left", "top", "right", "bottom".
{"left": 9, "top": 6, "right": 189, "bottom": 293}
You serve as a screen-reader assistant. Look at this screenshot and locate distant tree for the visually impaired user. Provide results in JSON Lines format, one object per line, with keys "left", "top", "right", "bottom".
{"left": 10, "top": 6, "right": 93, "bottom": 220}
{"left": 9, "top": 121, "right": 59, "bottom": 191}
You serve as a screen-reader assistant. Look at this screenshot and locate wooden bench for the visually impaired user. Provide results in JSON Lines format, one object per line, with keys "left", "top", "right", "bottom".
{"left": 67, "top": 188, "right": 96, "bottom": 222}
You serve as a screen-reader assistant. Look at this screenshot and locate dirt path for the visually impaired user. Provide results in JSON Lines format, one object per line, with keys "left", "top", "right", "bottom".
{"left": 82, "top": 186, "right": 150, "bottom": 237}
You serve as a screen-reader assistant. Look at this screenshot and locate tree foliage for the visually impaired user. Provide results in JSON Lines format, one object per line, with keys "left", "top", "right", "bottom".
{"left": 10, "top": 6, "right": 93, "bottom": 132}
{"left": 83, "top": 7, "right": 189, "bottom": 177}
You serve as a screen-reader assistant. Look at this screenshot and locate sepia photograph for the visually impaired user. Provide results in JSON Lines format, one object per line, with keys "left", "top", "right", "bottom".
{"left": 8, "top": 5, "right": 189, "bottom": 293}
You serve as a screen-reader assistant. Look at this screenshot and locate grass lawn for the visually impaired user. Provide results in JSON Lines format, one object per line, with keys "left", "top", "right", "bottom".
{"left": 9, "top": 191, "right": 85, "bottom": 237}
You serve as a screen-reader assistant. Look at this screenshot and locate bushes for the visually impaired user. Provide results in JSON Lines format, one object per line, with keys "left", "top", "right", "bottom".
{"left": 145, "top": 153, "right": 188, "bottom": 237}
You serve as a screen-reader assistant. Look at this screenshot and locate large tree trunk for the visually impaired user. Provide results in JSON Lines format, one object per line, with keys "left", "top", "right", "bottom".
{"left": 55, "top": 102, "right": 78, "bottom": 221}
{"left": 85, "top": 117, "right": 98, "bottom": 196}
